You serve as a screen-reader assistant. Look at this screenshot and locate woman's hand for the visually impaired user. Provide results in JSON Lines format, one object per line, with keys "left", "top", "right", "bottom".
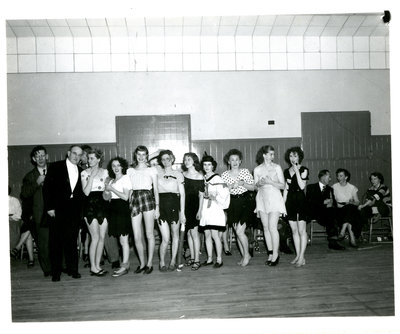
{"left": 196, "top": 210, "right": 202, "bottom": 221}
{"left": 180, "top": 212, "right": 186, "bottom": 224}
{"left": 105, "top": 183, "right": 113, "bottom": 192}
{"left": 154, "top": 206, "right": 160, "bottom": 219}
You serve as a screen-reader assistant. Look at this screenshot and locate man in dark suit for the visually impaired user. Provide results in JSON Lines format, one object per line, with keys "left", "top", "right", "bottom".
{"left": 43, "top": 145, "right": 84, "bottom": 281}
{"left": 20, "top": 145, "right": 51, "bottom": 276}
{"left": 306, "top": 169, "right": 345, "bottom": 250}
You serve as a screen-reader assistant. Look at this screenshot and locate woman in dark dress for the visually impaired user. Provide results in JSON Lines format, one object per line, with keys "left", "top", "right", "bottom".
{"left": 104, "top": 157, "right": 133, "bottom": 277}
{"left": 283, "top": 147, "right": 309, "bottom": 267}
{"left": 181, "top": 153, "right": 204, "bottom": 271}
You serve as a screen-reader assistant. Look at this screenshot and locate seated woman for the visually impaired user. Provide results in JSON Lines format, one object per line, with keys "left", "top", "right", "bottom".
{"left": 9, "top": 187, "right": 35, "bottom": 267}
{"left": 157, "top": 150, "right": 186, "bottom": 272}
{"left": 81, "top": 148, "right": 109, "bottom": 276}
{"left": 332, "top": 168, "right": 361, "bottom": 247}
{"left": 221, "top": 149, "right": 255, "bottom": 267}
{"left": 104, "top": 157, "right": 133, "bottom": 277}
{"left": 358, "top": 172, "right": 391, "bottom": 227}
{"left": 200, "top": 155, "right": 230, "bottom": 268}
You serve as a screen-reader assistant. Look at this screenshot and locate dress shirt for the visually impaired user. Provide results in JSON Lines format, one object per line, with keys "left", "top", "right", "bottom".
{"left": 66, "top": 158, "right": 79, "bottom": 194}
{"left": 37, "top": 166, "right": 47, "bottom": 176}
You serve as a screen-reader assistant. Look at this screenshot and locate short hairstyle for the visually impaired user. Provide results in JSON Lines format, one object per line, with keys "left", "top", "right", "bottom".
{"left": 369, "top": 172, "right": 384, "bottom": 184}
{"left": 68, "top": 144, "right": 82, "bottom": 152}
{"left": 336, "top": 168, "right": 351, "bottom": 181}
{"left": 181, "top": 152, "right": 201, "bottom": 172}
{"left": 132, "top": 145, "right": 149, "bottom": 167}
{"left": 87, "top": 148, "right": 104, "bottom": 164}
{"left": 201, "top": 155, "right": 217, "bottom": 172}
{"left": 284, "top": 146, "right": 304, "bottom": 165}
{"left": 157, "top": 149, "right": 176, "bottom": 168}
{"left": 255, "top": 145, "right": 275, "bottom": 165}
{"left": 318, "top": 169, "right": 330, "bottom": 179}
{"left": 81, "top": 144, "right": 92, "bottom": 154}
{"left": 223, "top": 149, "right": 243, "bottom": 166}
{"left": 30, "top": 145, "right": 47, "bottom": 159}
{"left": 107, "top": 157, "right": 129, "bottom": 179}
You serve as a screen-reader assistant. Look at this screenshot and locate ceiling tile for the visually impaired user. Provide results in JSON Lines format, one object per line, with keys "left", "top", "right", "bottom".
{"left": 305, "top": 26, "right": 324, "bottom": 36}
{"left": 67, "top": 19, "right": 88, "bottom": 27}
{"left": 338, "top": 27, "right": 358, "bottom": 36}
{"left": 201, "top": 26, "right": 219, "bottom": 35}
{"left": 201, "top": 16, "right": 220, "bottom": 26}
{"left": 321, "top": 26, "right": 341, "bottom": 36}
{"left": 146, "top": 26, "right": 164, "bottom": 36}
{"left": 183, "top": 16, "right": 202, "bottom": 26}
{"left": 7, "top": 20, "right": 29, "bottom": 27}
{"left": 253, "top": 26, "right": 272, "bottom": 36}
{"left": 31, "top": 26, "right": 53, "bottom": 37}
{"left": 6, "top": 27, "right": 16, "bottom": 38}
{"left": 50, "top": 27, "right": 72, "bottom": 37}
{"left": 309, "top": 15, "right": 330, "bottom": 26}
{"left": 256, "top": 15, "right": 276, "bottom": 25}
{"left": 238, "top": 16, "right": 258, "bottom": 26}
{"left": 354, "top": 26, "right": 375, "bottom": 36}
{"left": 28, "top": 20, "right": 49, "bottom": 27}
{"left": 371, "top": 27, "right": 389, "bottom": 36}
{"left": 89, "top": 26, "right": 110, "bottom": 37}
{"left": 218, "top": 26, "right": 236, "bottom": 36}
{"left": 70, "top": 27, "right": 91, "bottom": 37}
{"left": 274, "top": 15, "right": 294, "bottom": 26}
{"left": 220, "top": 16, "right": 239, "bottom": 26}
{"left": 362, "top": 15, "right": 382, "bottom": 26}
{"left": 287, "top": 26, "right": 307, "bottom": 36}
{"left": 127, "top": 26, "right": 146, "bottom": 36}
{"left": 164, "top": 17, "right": 183, "bottom": 26}
{"left": 106, "top": 18, "right": 127, "bottom": 26}
{"left": 292, "top": 15, "right": 312, "bottom": 26}
{"left": 87, "top": 18, "right": 107, "bottom": 27}
{"left": 12, "top": 27, "right": 34, "bottom": 37}
{"left": 109, "top": 26, "right": 128, "bottom": 37}
{"left": 47, "top": 19, "right": 69, "bottom": 27}
{"left": 145, "top": 17, "right": 164, "bottom": 26}
{"left": 235, "top": 26, "right": 254, "bottom": 36}
{"left": 183, "top": 26, "right": 201, "bottom": 35}
{"left": 326, "top": 15, "right": 348, "bottom": 27}
{"left": 270, "top": 26, "right": 289, "bottom": 36}
{"left": 344, "top": 15, "right": 365, "bottom": 27}
{"left": 126, "top": 17, "right": 146, "bottom": 26}
{"left": 165, "top": 26, "right": 183, "bottom": 36}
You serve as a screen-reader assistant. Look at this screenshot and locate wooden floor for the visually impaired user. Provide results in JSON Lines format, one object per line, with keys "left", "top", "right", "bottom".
{"left": 9, "top": 240, "right": 394, "bottom": 322}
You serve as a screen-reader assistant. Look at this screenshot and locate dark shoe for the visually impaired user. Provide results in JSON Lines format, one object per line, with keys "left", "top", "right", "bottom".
{"left": 350, "top": 242, "right": 358, "bottom": 248}
{"left": 82, "top": 254, "right": 89, "bottom": 262}
{"left": 338, "top": 234, "right": 345, "bottom": 241}
{"left": 213, "top": 262, "right": 223, "bottom": 268}
{"left": 328, "top": 241, "right": 345, "bottom": 250}
{"left": 10, "top": 248, "right": 19, "bottom": 259}
{"left": 134, "top": 266, "right": 146, "bottom": 274}
{"left": 191, "top": 261, "right": 201, "bottom": 271}
{"left": 143, "top": 266, "right": 153, "bottom": 274}
{"left": 269, "top": 255, "right": 280, "bottom": 267}
{"left": 44, "top": 272, "right": 51, "bottom": 277}
{"left": 159, "top": 265, "right": 168, "bottom": 272}
{"left": 90, "top": 270, "right": 105, "bottom": 277}
{"left": 265, "top": 250, "right": 273, "bottom": 266}
{"left": 167, "top": 264, "right": 177, "bottom": 272}
{"left": 71, "top": 272, "right": 81, "bottom": 279}
{"left": 249, "top": 245, "right": 254, "bottom": 257}
{"left": 112, "top": 261, "right": 120, "bottom": 269}
{"left": 52, "top": 276, "right": 60, "bottom": 282}
{"left": 224, "top": 250, "right": 232, "bottom": 256}
{"left": 280, "top": 245, "right": 294, "bottom": 254}
{"left": 27, "top": 260, "right": 34, "bottom": 268}
{"left": 202, "top": 260, "right": 213, "bottom": 266}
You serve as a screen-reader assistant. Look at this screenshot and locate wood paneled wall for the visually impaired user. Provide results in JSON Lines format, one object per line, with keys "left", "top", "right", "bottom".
{"left": 8, "top": 135, "right": 391, "bottom": 201}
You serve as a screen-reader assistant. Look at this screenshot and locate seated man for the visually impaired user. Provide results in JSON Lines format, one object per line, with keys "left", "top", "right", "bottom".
{"left": 306, "top": 169, "right": 345, "bottom": 250}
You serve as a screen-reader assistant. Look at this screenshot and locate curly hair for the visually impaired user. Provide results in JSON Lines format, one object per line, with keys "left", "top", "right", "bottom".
{"left": 255, "top": 145, "right": 274, "bottom": 165}
{"left": 201, "top": 155, "right": 217, "bottom": 172}
{"left": 107, "top": 156, "right": 129, "bottom": 179}
{"left": 369, "top": 172, "right": 384, "bottom": 184}
{"left": 132, "top": 145, "right": 149, "bottom": 167}
{"left": 181, "top": 152, "right": 201, "bottom": 172}
{"left": 157, "top": 149, "right": 176, "bottom": 168}
{"left": 223, "top": 149, "right": 243, "bottom": 167}
{"left": 284, "top": 146, "right": 304, "bottom": 165}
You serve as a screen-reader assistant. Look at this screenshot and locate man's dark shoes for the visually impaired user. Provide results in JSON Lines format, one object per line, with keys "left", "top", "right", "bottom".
{"left": 112, "top": 261, "right": 120, "bottom": 269}
{"left": 71, "top": 272, "right": 81, "bottom": 279}
{"left": 52, "top": 276, "right": 60, "bottom": 282}
{"left": 328, "top": 241, "right": 345, "bottom": 250}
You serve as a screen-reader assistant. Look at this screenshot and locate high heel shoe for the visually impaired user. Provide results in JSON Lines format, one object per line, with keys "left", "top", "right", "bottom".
{"left": 134, "top": 266, "right": 146, "bottom": 274}
{"left": 112, "top": 267, "right": 129, "bottom": 277}
{"left": 295, "top": 259, "right": 306, "bottom": 268}
{"left": 10, "top": 248, "right": 19, "bottom": 259}
{"left": 269, "top": 255, "right": 280, "bottom": 266}
{"left": 224, "top": 250, "right": 232, "bottom": 256}
{"left": 265, "top": 250, "right": 273, "bottom": 265}
{"left": 290, "top": 257, "right": 299, "bottom": 265}
{"left": 143, "top": 266, "right": 153, "bottom": 274}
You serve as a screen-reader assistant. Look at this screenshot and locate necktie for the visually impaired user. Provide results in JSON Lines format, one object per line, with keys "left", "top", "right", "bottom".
{"left": 43, "top": 169, "right": 46, "bottom": 176}
{"left": 322, "top": 185, "right": 326, "bottom": 192}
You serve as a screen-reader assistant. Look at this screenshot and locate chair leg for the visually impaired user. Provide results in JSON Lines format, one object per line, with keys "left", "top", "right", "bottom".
{"left": 369, "top": 219, "right": 373, "bottom": 243}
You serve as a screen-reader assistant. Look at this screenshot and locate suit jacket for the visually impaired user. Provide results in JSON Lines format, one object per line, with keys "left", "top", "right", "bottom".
{"left": 20, "top": 167, "right": 45, "bottom": 226}
{"left": 306, "top": 182, "right": 337, "bottom": 220}
{"left": 43, "top": 160, "right": 84, "bottom": 214}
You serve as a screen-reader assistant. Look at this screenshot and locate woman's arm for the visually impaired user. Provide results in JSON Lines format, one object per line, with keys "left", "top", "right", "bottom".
{"left": 197, "top": 191, "right": 204, "bottom": 220}
{"left": 293, "top": 165, "right": 307, "bottom": 190}
{"left": 178, "top": 181, "right": 186, "bottom": 223}
{"left": 151, "top": 170, "right": 160, "bottom": 219}
{"left": 264, "top": 165, "right": 285, "bottom": 190}
{"left": 81, "top": 170, "right": 94, "bottom": 196}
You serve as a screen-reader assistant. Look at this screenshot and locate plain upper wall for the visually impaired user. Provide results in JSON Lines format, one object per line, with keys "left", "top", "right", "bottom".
{"left": 7, "top": 69, "right": 390, "bottom": 145}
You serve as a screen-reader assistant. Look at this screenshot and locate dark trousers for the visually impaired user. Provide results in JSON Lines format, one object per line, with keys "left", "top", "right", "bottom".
{"left": 34, "top": 215, "right": 51, "bottom": 274}
{"left": 49, "top": 202, "right": 81, "bottom": 277}
{"left": 315, "top": 208, "right": 340, "bottom": 240}
{"left": 104, "top": 233, "right": 120, "bottom": 263}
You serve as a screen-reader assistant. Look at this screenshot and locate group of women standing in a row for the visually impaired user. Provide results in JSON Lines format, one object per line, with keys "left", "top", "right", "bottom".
{"left": 80, "top": 144, "right": 391, "bottom": 277}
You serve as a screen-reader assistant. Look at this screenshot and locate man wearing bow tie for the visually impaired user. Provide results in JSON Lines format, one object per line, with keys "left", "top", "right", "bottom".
{"left": 306, "top": 169, "right": 345, "bottom": 250}
{"left": 43, "top": 145, "right": 85, "bottom": 281}
{"left": 20, "top": 145, "right": 51, "bottom": 276}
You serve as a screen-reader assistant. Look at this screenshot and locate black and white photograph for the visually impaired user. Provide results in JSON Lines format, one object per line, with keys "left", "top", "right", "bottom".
{"left": 2, "top": 0, "right": 399, "bottom": 333}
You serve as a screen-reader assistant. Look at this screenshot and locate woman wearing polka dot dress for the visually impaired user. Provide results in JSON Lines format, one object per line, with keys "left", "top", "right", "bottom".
{"left": 81, "top": 148, "right": 110, "bottom": 276}
{"left": 221, "top": 149, "right": 255, "bottom": 267}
